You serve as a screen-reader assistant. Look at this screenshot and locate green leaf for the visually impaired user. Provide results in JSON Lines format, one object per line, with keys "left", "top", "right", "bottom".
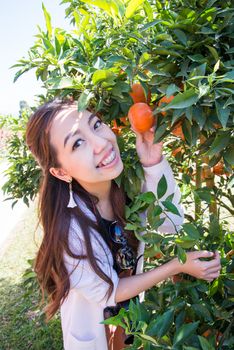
{"left": 173, "top": 322, "right": 199, "bottom": 346}
{"left": 146, "top": 309, "right": 174, "bottom": 337}
{"left": 153, "top": 123, "right": 169, "bottom": 143}
{"left": 166, "top": 84, "right": 180, "bottom": 97}
{"left": 42, "top": 3, "right": 52, "bottom": 37}
{"left": 147, "top": 204, "right": 163, "bottom": 227}
{"left": 157, "top": 175, "right": 167, "bottom": 200}
{"left": 182, "top": 119, "right": 192, "bottom": 146}
{"left": 77, "top": 91, "right": 94, "bottom": 112}
{"left": 223, "top": 145, "right": 234, "bottom": 165}
{"left": 209, "top": 278, "right": 219, "bottom": 296}
{"left": 82, "top": 0, "right": 119, "bottom": 19}
{"left": 125, "top": 223, "right": 139, "bottom": 231}
{"left": 153, "top": 204, "right": 163, "bottom": 217}
{"left": 190, "top": 63, "right": 207, "bottom": 80}
{"left": 162, "top": 90, "right": 199, "bottom": 110}
{"left": 206, "top": 132, "right": 231, "bottom": 157}
{"left": 138, "top": 191, "right": 156, "bottom": 204}
{"left": 138, "top": 333, "right": 157, "bottom": 345}
{"left": 139, "top": 19, "right": 162, "bottom": 32}
{"left": 47, "top": 77, "right": 76, "bottom": 90}
{"left": 144, "top": 244, "right": 163, "bottom": 258}
{"left": 182, "top": 223, "right": 200, "bottom": 240}
{"left": 143, "top": 1, "right": 153, "bottom": 22}
{"left": 173, "top": 29, "right": 187, "bottom": 46}
{"left": 206, "top": 45, "right": 219, "bottom": 61}
{"left": 140, "top": 232, "right": 163, "bottom": 245}
{"left": 176, "top": 237, "right": 196, "bottom": 249}
{"left": 194, "top": 189, "right": 212, "bottom": 204}
{"left": 162, "top": 201, "right": 181, "bottom": 216}
{"left": 192, "top": 304, "right": 212, "bottom": 322}
{"left": 125, "top": 0, "right": 145, "bottom": 18}
{"left": 177, "top": 245, "right": 187, "bottom": 263}
{"left": 198, "top": 335, "right": 215, "bottom": 350}
{"left": 151, "top": 217, "right": 166, "bottom": 230}
{"left": 107, "top": 55, "right": 129, "bottom": 64}
{"left": 199, "top": 85, "right": 210, "bottom": 98}
{"left": 215, "top": 100, "right": 230, "bottom": 128}
{"left": 165, "top": 193, "right": 174, "bottom": 202}
{"left": 188, "top": 54, "right": 206, "bottom": 63}
{"left": 125, "top": 205, "right": 131, "bottom": 219}
{"left": 227, "top": 175, "right": 234, "bottom": 189}
{"left": 92, "top": 69, "right": 116, "bottom": 85}
{"left": 101, "top": 308, "right": 127, "bottom": 328}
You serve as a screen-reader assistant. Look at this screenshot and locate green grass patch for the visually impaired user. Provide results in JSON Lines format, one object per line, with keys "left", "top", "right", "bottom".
{"left": 0, "top": 202, "right": 63, "bottom": 350}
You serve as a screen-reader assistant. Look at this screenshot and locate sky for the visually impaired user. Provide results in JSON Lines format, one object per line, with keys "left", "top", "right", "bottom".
{"left": 0, "top": 0, "right": 72, "bottom": 116}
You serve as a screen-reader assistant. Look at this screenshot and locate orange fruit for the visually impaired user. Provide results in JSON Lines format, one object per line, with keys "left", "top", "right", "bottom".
{"left": 202, "top": 329, "right": 212, "bottom": 338}
{"left": 171, "top": 274, "right": 184, "bottom": 284}
{"left": 158, "top": 95, "right": 174, "bottom": 116}
{"left": 213, "top": 122, "right": 222, "bottom": 129}
{"left": 111, "top": 119, "right": 123, "bottom": 136}
{"left": 155, "top": 252, "right": 163, "bottom": 259}
{"left": 128, "top": 103, "right": 154, "bottom": 133}
{"left": 213, "top": 161, "right": 225, "bottom": 176}
{"left": 129, "top": 83, "right": 151, "bottom": 104}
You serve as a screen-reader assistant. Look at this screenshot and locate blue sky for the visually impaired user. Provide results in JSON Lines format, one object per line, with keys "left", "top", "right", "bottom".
{"left": 0, "top": 1, "right": 72, "bottom": 116}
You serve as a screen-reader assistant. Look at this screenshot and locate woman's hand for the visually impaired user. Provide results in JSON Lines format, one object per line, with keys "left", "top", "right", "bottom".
{"left": 177, "top": 250, "right": 221, "bottom": 282}
{"left": 131, "top": 125, "right": 163, "bottom": 167}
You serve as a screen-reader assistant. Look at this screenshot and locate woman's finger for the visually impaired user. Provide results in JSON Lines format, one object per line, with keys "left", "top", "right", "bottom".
{"left": 207, "top": 273, "right": 220, "bottom": 280}
{"left": 206, "top": 267, "right": 221, "bottom": 274}
{"left": 204, "top": 258, "right": 221, "bottom": 270}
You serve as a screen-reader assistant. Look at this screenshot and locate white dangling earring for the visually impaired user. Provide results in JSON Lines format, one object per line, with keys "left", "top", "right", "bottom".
{"left": 67, "top": 179, "right": 77, "bottom": 208}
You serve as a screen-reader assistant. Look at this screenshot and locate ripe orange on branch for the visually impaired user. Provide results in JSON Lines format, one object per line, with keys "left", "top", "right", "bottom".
{"left": 129, "top": 83, "right": 151, "bottom": 104}
{"left": 213, "top": 161, "right": 225, "bottom": 176}
{"left": 128, "top": 103, "right": 154, "bottom": 133}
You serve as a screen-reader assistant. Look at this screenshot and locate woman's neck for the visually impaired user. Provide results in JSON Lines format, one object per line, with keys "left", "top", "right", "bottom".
{"left": 96, "top": 199, "right": 114, "bottom": 221}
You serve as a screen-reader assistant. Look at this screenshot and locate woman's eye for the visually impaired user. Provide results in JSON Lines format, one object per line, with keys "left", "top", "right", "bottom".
{"left": 72, "top": 138, "right": 83, "bottom": 150}
{"left": 94, "top": 119, "right": 102, "bottom": 129}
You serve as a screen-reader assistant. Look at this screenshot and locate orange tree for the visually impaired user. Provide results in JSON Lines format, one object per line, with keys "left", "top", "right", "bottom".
{"left": 7, "top": 0, "right": 234, "bottom": 349}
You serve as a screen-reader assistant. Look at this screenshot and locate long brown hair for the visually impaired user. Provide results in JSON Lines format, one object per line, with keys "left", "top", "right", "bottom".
{"left": 26, "top": 99, "right": 138, "bottom": 320}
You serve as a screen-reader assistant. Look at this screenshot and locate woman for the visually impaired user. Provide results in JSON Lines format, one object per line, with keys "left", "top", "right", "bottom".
{"left": 26, "top": 99, "right": 221, "bottom": 350}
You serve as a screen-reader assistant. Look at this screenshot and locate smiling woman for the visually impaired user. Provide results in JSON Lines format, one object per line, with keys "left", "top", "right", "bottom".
{"left": 48, "top": 105, "right": 123, "bottom": 195}
{"left": 25, "top": 99, "right": 221, "bottom": 350}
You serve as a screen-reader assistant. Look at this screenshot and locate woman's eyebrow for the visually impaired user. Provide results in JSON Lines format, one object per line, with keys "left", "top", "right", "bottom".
{"left": 64, "top": 113, "right": 96, "bottom": 147}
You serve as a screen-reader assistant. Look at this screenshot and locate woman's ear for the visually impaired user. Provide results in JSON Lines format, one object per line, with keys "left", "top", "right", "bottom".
{"left": 49, "top": 167, "right": 70, "bottom": 183}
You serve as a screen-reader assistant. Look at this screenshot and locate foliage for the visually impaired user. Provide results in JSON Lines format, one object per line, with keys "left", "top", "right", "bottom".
{"left": 102, "top": 176, "right": 234, "bottom": 349}
{"left": 0, "top": 109, "right": 41, "bottom": 207}
{"left": 12, "top": 0, "right": 234, "bottom": 167}
{"left": 2, "top": 0, "right": 233, "bottom": 348}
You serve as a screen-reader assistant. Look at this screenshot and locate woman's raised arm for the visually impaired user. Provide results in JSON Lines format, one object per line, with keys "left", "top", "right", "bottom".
{"left": 115, "top": 250, "right": 221, "bottom": 303}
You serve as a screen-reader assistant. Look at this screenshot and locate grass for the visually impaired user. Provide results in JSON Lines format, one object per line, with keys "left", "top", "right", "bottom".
{"left": 0, "top": 201, "right": 63, "bottom": 350}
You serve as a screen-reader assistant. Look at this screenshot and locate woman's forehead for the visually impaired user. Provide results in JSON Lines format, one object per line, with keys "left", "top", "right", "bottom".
{"left": 50, "top": 108, "right": 91, "bottom": 145}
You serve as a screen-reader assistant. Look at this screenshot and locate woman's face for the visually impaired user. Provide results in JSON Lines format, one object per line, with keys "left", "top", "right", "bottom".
{"left": 49, "top": 106, "right": 124, "bottom": 192}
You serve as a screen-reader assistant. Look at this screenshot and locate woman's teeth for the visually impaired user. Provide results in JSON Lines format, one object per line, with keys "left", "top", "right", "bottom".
{"left": 98, "top": 150, "right": 116, "bottom": 167}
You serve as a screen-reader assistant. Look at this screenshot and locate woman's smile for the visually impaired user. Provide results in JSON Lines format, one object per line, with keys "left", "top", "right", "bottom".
{"left": 96, "top": 147, "right": 119, "bottom": 169}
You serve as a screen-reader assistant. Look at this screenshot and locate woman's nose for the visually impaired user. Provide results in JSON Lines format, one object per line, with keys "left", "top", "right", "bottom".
{"left": 91, "top": 134, "right": 108, "bottom": 154}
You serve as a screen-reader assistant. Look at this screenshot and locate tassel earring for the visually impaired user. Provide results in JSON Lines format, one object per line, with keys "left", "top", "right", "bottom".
{"left": 67, "top": 179, "right": 77, "bottom": 208}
